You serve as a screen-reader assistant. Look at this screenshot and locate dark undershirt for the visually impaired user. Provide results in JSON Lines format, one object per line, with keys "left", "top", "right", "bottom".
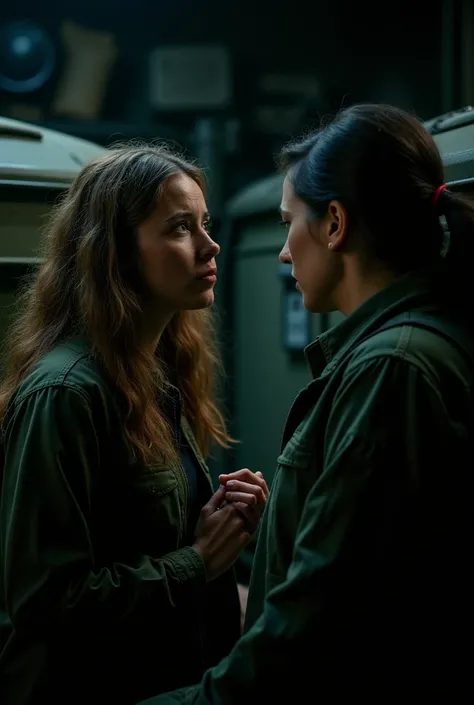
{"left": 180, "top": 436, "right": 199, "bottom": 508}
{"left": 179, "top": 429, "right": 205, "bottom": 539}
{"left": 161, "top": 381, "right": 204, "bottom": 531}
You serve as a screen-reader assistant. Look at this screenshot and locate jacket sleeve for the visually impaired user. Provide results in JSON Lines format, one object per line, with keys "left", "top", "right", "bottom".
{"left": 139, "top": 355, "right": 460, "bottom": 704}
{"left": 0, "top": 384, "right": 206, "bottom": 632}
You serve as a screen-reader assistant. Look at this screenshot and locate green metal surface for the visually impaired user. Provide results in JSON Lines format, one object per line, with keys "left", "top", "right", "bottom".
{"left": 232, "top": 217, "right": 324, "bottom": 481}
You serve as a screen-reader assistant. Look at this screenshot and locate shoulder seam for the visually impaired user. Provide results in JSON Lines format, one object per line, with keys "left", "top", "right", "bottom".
{"left": 14, "top": 380, "right": 92, "bottom": 408}
{"left": 355, "top": 323, "right": 412, "bottom": 360}
{"left": 344, "top": 345, "right": 428, "bottom": 375}
{"left": 53, "top": 347, "right": 92, "bottom": 385}
{"left": 341, "top": 346, "right": 468, "bottom": 398}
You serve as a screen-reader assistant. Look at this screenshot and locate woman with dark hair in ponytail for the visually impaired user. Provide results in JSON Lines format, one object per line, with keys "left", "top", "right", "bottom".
{"left": 145, "top": 104, "right": 474, "bottom": 705}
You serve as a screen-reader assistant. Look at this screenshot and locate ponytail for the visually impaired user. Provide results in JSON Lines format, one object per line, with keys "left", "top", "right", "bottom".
{"left": 434, "top": 188, "right": 474, "bottom": 320}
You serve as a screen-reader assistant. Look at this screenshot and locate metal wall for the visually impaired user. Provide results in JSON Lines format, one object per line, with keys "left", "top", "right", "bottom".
{"left": 232, "top": 214, "right": 325, "bottom": 482}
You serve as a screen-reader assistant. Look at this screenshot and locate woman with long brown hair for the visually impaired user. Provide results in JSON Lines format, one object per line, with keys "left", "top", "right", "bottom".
{"left": 0, "top": 144, "right": 268, "bottom": 705}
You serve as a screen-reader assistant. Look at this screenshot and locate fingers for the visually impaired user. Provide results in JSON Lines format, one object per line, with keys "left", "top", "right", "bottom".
{"left": 224, "top": 480, "right": 266, "bottom": 506}
{"left": 202, "top": 485, "right": 226, "bottom": 515}
{"left": 219, "top": 468, "right": 263, "bottom": 486}
{"left": 219, "top": 469, "right": 269, "bottom": 499}
{"left": 238, "top": 529, "right": 251, "bottom": 546}
{"left": 228, "top": 509, "right": 252, "bottom": 544}
{"left": 232, "top": 501, "right": 250, "bottom": 513}
{"left": 232, "top": 502, "right": 254, "bottom": 519}
{"left": 232, "top": 502, "right": 261, "bottom": 534}
{"left": 255, "top": 472, "right": 269, "bottom": 499}
{"left": 226, "top": 493, "right": 256, "bottom": 507}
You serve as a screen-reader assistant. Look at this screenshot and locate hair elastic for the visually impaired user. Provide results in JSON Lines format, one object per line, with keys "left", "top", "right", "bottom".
{"left": 433, "top": 184, "right": 447, "bottom": 208}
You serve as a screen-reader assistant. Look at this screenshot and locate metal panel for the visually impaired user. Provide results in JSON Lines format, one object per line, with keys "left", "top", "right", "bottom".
{"left": 0, "top": 201, "right": 52, "bottom": 259}
{"left": 233, "top": 219, "right": 323, "bottom": 481}
{"left": 0, "top": 115, "right": 105, "bottom": 182}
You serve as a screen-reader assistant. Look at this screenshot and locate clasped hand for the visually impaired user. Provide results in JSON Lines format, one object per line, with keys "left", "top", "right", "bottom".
{"left": 219, "top": 468, "right": 269, "bottom": 534}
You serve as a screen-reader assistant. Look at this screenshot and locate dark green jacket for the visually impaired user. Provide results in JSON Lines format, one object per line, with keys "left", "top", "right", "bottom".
{"left": 0, "top": 339, "right": 241, "bottom": 705}
{"left": 143, "top": 275, "right": 473, "bottom": 704}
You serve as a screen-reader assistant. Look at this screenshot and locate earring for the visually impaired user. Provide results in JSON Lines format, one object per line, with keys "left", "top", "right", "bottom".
{"left": 328, "top": 243, "right": 334, "bottom": 250}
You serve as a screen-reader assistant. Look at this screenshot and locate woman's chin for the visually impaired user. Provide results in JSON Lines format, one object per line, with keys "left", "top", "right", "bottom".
{"left": 186, "top": 289, "right": 216, "bottom": 311}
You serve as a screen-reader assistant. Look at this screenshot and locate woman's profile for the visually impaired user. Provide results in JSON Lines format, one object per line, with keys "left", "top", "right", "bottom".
{"left": 144, "top": 104, "right": 474, "bottom": 704}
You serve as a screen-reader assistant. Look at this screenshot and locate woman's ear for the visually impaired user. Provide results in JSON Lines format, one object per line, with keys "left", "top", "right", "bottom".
{"left": 325, "top": 200, "right": 349, "bottom": 251}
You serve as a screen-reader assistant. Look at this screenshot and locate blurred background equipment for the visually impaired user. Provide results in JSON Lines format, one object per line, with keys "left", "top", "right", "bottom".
{"left": 0, "top": 116, "right": 105, "bottom": 358}
{"left": 51, "top": 21, "right": 117, "bottom": 121}
{"left": 149, "top": 43, "right": 232, "bottom": 112}
{"left": 0, "top": 20, "right": 56, "bottom": 95}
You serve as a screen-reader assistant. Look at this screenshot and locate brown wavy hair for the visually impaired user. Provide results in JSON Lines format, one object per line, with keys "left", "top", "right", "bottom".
{"left": 0, "top": 143, "right": 232, "bottom": 464}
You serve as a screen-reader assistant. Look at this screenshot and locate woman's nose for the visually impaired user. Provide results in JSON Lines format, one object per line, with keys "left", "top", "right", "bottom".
{"left": 279, "top": 239, "right": 292, "bottom": 264}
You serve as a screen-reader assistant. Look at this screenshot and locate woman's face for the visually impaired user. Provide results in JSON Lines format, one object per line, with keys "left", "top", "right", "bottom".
{"left": 279, "top": 176, "right": 343, "bottom": 313}
{"left": 137, "top": 172, "right": 220, "bottom": 317}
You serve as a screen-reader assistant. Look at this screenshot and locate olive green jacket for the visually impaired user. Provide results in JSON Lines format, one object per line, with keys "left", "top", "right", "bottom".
{"left": 0, "top": 339, "right": 241, "bottom": 705}
{"left": 144, "top": 275, "right": 473, "bottom": 704}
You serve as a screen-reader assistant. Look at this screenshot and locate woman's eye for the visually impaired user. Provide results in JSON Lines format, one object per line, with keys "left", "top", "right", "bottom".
{"left": 174, "top": 221, "right": 190, "bottom": 234}
{"left": 279, "top": 219, "right": 290, "bottom": 229}
{"left": 203, "top": 220, "right": 212, "bottom": 233}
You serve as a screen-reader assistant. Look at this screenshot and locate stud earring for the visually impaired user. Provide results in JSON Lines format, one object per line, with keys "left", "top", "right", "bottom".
{"left": 328, "top": 243, "right": 334, "bottom": 250}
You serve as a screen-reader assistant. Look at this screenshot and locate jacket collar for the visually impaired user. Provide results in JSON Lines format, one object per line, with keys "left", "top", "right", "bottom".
{"left": 304, "top": 272, "right": 436, "bottom": 379}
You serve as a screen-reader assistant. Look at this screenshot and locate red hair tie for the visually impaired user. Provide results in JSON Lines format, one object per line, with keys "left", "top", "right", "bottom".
{"left": 433, "top": 184, "right": 447, "bottom": 208}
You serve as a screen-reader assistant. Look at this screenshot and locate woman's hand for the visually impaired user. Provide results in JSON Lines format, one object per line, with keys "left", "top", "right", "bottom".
{"left": 193, "top": 486, "right": 251, "bottom": 582}
{"left": 219, "top": 468, "right": 269, "bottom": 534}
